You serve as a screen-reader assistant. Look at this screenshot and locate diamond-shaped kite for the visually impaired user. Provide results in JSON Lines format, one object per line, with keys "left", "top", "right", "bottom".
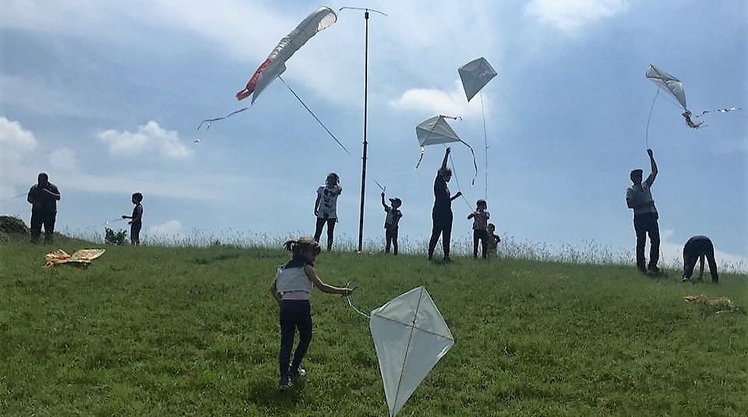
{"left": 458, "top": 57, "right": 497, "bottom": 102}
{"left": 369, "top": 286, "right": 455, "bottom": 417}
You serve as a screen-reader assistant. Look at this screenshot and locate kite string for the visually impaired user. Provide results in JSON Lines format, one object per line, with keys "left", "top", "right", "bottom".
{"left": 0, "top": 192, "right": 26, "bottom": 203}
{"left": 644, "top": 88, "right": 660, "bottom": 149}
{"left": 344, "top": 281, "right": 370, "bottom": 319}
{"left": 278, "top": 76, "right": 352, "bottom": 156}
{"left": 446, "top": 149, "right": 473, "bottom": 211}
{"left": 480, "top": 92, "right": 488, "bottom": 200}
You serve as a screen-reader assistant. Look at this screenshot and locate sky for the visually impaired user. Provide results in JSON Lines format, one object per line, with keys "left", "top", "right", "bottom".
{"left": 1, "top": 0, "right": 746, "bottom": 268}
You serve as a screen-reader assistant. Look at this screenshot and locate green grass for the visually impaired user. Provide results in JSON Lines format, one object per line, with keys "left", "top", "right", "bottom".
{"left": 1, "top": 242, "right": 746, "bottom": 416}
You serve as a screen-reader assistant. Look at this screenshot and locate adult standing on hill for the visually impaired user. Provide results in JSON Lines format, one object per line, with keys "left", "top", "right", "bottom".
{"left": 626, "top": 149, "right": 660, "bottom": 274}
{"left": 27, "top": 172, "right": 61, "bottom": 244}
{"left": 427, "top": 147, "right": 462, "bottom": 262}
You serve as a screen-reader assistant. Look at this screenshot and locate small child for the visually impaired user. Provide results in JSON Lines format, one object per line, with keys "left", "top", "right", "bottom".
{"left": 381, "top": 192, "right": 403, "bottom": 255}
{"left": 121, "top": 192, "right": 143, "bottom": 246}
{"left": 486, "top": 223, "right": 501, "bottom": 257}
{"left": 467, "top": 199, "right": 490, "bottom": 258}
{"left": 313, "top": 173, "right": 342, "bottom": 251}
{"left": 269, "top": 237, "right": 353, "bottom": 390}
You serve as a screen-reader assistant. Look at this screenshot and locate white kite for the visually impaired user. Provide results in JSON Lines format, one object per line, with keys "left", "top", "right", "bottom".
{"left": 415, "top": 115, "right": 478, "bottom": 183}
{"left": 458, "top": 57, "right": 497, "bottom": 102}
{"left": 368, "top": 286, "right": 455, "bottom": 417}
{"left": 646, "top": 64, "right": 741, "bottom": 130}
{"left": 458, "top": 57, "right": 498, "bottom": 198}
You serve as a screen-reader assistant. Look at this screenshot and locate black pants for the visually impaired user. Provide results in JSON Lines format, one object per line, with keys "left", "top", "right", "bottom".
{"left": 385, "top": 227, "right": 399, "bottom": 254}
{"left": 428, "top": 209, "right": 452, "bottom": 259}
{"left": 278, "top": 300, "right": 312, "bottom": 383}
{"left": 683, "top": 238, "right": 718, "bottom": 282}
{"left": 314, "top": 217, "right": 336, "bottom": 250}
{"left": 30, "top": 210, "right": 56, "bottom": 243}
{"left": 130, "top": 222, "right": 142, "bottom": 245}
{"left": 634, "top": 212, "right": 660, "bottom": 270}
{"left": 473, "top": 229, "right": 488, "bottom": 258}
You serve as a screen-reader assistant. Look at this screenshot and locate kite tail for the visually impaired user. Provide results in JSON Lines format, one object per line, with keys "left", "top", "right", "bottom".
{"left": 195, "top": 106, "right": 253, "bottom": 137}
{"left": 682, "top": 111, "right": 703, "bottom": 129}
{"left": 415, "top": 147, "right": 425, "bottom": 169}
{"left": 695, "top": 107, "right": 743, "bottom": 118}
{"left": 459, "top": 139, "right": 478, "bottom": 186}
{"left": 278, "top": 76, "right": 351, "bottom": 156}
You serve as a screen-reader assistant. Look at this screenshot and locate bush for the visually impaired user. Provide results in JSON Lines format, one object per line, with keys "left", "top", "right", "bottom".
{"left": 104, "top": 227, "right": 128, "bottom": 245}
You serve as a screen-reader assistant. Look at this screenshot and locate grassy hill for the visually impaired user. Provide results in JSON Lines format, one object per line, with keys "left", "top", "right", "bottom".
{"left": 1, "top": 242, "right": 746, "bottom": 416}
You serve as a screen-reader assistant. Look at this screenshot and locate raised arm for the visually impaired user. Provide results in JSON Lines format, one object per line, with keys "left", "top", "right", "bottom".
{"left": 305, "top": 265, "right": 352, "bottom": 296}
{"left": 646, "top": 149, "right": 658, "bottom": 185}
{"left": 381, "top": 192, "right": 388, "bottom": 210}
{"left": 441, "top": 147, "right": 451, "bottom": 171}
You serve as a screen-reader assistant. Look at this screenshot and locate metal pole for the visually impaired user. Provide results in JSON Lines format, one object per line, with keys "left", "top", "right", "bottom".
{"left": 357, "top": 10, "right": 370, "bottom": 253}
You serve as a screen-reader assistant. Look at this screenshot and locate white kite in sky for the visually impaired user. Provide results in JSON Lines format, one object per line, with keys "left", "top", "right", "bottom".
{"left": 369, "top": 286, "right": 455, "bottom": 417}
{"left": 415, "top": 115, "right": 478, "bottom": 183}
{"left": 646, "top": 64, "right": 741, "bottom": 130}
{"left": 458, "top": 57, "right": 497, "bottom": 102}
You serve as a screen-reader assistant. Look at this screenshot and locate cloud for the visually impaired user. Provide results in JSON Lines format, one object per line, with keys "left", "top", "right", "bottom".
{"left": 0, "top": 117, "right": 39, "bottom": 197}
{"left": 525, "top": 0, "right": 630, "bottom": 34}
{"left": 98, "top": 121, "right": 193, "bottom": 159}
{"left": 148, "top": 220, "right": 185, "bottom": 240}
{"left": 389, "top": 80, "right": 486, "bottom": 119}
{"left": 48, "top": 147, "right": 77, "bottom": 171}
{"left": 0, "top": 116, "right": 38, "bottom": 154}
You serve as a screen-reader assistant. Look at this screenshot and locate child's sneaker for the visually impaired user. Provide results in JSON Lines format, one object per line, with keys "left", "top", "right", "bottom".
{"left": 278, "top": 378, "right": 293, "bottom": 390}
{"left": 290, "top": 367, "right": 306, "bottom": 379}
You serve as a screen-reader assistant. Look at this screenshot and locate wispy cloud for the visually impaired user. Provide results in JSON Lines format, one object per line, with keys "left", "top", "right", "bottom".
{"left": 525, "top": 0, "right": 630, "bottom": 34}
{"left": 389, "top": 80, "right": 486, "bottom": 119}
{"left": 98, "top": 121, "right": 193, "bottom": 159}
{"left": 48, "top": 147, "right": 78, "bottom": 171}
{"left": 148, "top": 219, "right": 185, "bottom": 240}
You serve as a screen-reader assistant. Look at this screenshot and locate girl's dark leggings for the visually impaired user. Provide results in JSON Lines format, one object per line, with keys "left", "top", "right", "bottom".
{"left": 279, "top": 300, "right": 312, "bottom": 381}
{"left": 314, "top": 217, "right": 336, "bottom": 250}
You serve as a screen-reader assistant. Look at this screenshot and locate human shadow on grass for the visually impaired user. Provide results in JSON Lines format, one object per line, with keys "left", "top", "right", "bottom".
{"left": 247, "top": 378, "right": 307, "bottom": 411}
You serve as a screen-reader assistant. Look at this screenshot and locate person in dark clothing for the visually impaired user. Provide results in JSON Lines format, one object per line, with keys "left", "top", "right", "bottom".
{"left": 122, "top": 192, "right": 144, "bottom": 246}
{"left": 381, "top": 192, "right": 403, "bottom": 255}
{"left": 681, "top": 235, "right": 719, "bottom": 283}
{"left": 427, "top": 147, "right": 462, "bottom": 262}
{"left": 626, "top": 149, "right": 660, "bottom": 274}
{"left": 27, "top": 172, "right": 61, "bottom": 243}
